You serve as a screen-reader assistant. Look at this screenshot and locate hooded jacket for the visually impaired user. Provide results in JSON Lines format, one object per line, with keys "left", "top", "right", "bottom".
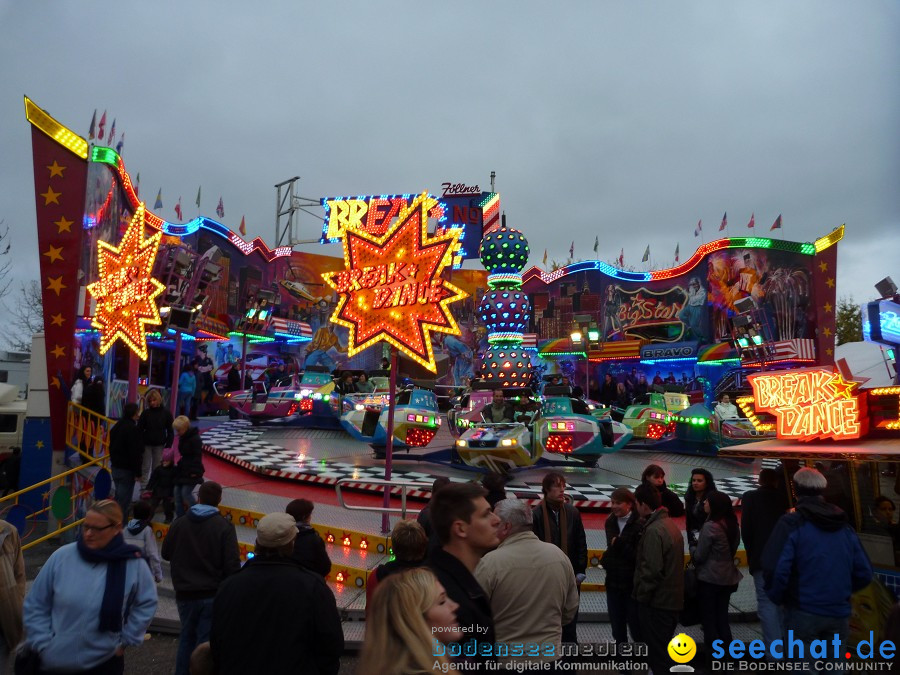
{"left": 138, "top": 405, "right": 174, "bottom": 448}
{"left": 124, "top": 519, "right": 163, "bottom": 582}
{"left": 109, "top": 417, "right": 144, "bottom": 474}
{"left": 174, "top": 426, "right": 204, "bottom": 485}
{"left": 762, "top": 496, "right": 873, "bottom": 617}
{"left": 161, "top": 504, "right": 240, "bottom": 600}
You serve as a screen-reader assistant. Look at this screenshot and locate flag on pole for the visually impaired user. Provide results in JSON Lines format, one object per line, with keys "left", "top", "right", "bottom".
{"left": 135, "top": 172, "right": 140, "bottom": 197}
{"left": 97, "top": 110, "right": 107, "bottom": 140}
{"left": 719, "top": 212, "right": 727, "bottom": 231}
{"left": 239, "top": 215, "right": 247, "bottom": 236}
{"left": 770, "top": 214, "right": 782, "bottom": 231}
{"left": 153, "top": 189, "right": 163, "bottom": 210}
{"left": 108, "top": 118, "right": 116, "bottom": 146}
{"left": 593, "top": 236, "right": 599, "bottom": 253}
{"left": 542, "top": 249, "right": 548, "bottom": 266}
{"left": 175, "top": 197, "right": 183, "bottom": 221}
{"left": 747, "top": 213, "right": 755, "bottom": 229}
{"left": 88, "top": 110, "right": 97, "bottom": 140}
{"left": 569, "top": 241, "right": 574, "bottom": 258}
{"left": 116, "top": 133, "right": 124, "bottom": 155}
{"left": 618, "top": 248, "right": 624, "bottom": 267}
{"left": 216, "top": 197, "right": 225, "bottom": 218}
{"left": 195, "top": 186, "right": 202, "bottom": 209}
{"left": 642, "top": 245, "right": 650, "bottom": 262}
{"left": 694, "top": 220, "right": 702, "bottom": 237}
{"left": 675, "top": 243, "right": 680, "bottom": 263}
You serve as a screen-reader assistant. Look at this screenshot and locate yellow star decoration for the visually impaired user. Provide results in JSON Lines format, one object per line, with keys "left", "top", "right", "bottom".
{"left": 46, "top": 276, "right": 66, "bottom": 295}
{"left": 50, "top": 313, "right": 65, "bottom": 327}
{"left": 36, "top": 440, "right": 45, "bottom": 449}
{"left": 41, "top": 490, "right": 51, "bottom": 501}
{"left": 40, "top": 186, "right": 61, "bottom": 205}
{"left": 47, "top": 161, "right": 66, "bottom": 178}
{"left": 826, "top": 277, "right": 835, "bottom": 289}
{"left": 50, "top": 344, "right": 65, "bottom": 359}
{"left": 829, "top": 373, "right": 857, "bottom": 400}
{"left": 823, "top": 302, "right": 833, "bottom": 314}
{"left": 54, "top": 216, "right": 73, "bottom": 233}
{"left": 826, "top": 348, "right": 834, "bottom": 356}
{"left": 50, "top": 376, "right": 61, "bottom": 389}
{"left": 823, "top": 326, "right": 833, "bottom": 337}
{"left": 818, "top": 261, "right": 828, "bottom": 273}
{"left": 43, "top": 245, "right": 64, "bottom": 263}
{"left": 86, "top": 204, "right": 165, "bottom": 360}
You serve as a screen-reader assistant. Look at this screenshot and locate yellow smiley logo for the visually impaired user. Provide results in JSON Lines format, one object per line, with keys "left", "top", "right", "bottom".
{"left": 667, "top": 633, "right": 697, "bottom": 664}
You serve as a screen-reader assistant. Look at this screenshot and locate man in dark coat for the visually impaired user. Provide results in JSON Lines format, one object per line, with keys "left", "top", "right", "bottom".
{"left": 428, "top": 482, "right": 500, "bottom": 668}
{"left": 109, "top": 402, "right": 143, "bottom": 518}
{"left": 600, "top": 487, "right": 642, "bottom": 645}
{"left": 210, "top": 512, "right": 343, "bottom": 675}
{"left": 532, "top": 471, "right": 588, "bottom": 644}
{"left": 162, "top": 481, "right": 240, "bottom": 675}
{"left": 741, "top": 468, "right": 789, "bottom": 651}
{"left": 285, "top": 498, "right": 331, "bottom": 577}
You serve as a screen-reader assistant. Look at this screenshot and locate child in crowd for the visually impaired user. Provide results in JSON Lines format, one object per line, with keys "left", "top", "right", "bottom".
{"left": 124, "top": 500, "right": 164, "bottom": 583}
{"left": 146, "top": 448, "right": 176, "bottom": 523}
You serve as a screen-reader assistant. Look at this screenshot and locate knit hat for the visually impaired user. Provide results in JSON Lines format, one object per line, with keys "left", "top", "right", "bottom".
{"left": 256, "top": 512, "right": 298, "bottom": 548}
{"left": 161, "top": 448, "right": 175, "bottom": 463}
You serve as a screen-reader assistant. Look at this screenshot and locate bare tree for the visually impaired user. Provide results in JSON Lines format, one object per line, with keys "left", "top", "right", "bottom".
{"left": 2, "top": 280, "right": 44, "bottom": 352}
{"left": 0, "top": 221, "right": 11, "bottom": 301}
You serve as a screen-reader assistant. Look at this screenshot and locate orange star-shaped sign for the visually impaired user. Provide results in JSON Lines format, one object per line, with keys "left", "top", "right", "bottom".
{"left": 86, "top": 204, "right": 165, "bottom": 360}
{"left": 322, "top": 192, "right": 468, "bottom": 372}
{"left": 829, "top": 373, "right": 858, "bottom": 399}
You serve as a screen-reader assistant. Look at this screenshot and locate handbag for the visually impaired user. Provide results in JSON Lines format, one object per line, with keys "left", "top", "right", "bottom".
{"left": 14, "top": 643, "right": 41, "bottom": 675}
{"left": 680, "top": 563, "right": 702, "bottom": 626}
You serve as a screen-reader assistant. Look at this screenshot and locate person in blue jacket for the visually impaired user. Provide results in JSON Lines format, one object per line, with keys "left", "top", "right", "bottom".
{"left": 762, "top": 467, "right": 873, "bottom": 652}
{"left": 22, "top": 499, "right": 157, "bottom": 674}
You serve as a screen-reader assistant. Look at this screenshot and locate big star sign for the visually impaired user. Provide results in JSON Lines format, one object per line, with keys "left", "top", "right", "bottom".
{"left": 86, "top": 204, "right": 165, "bottom": 360}
{"left": 322, "top": 192, "right": 468, "bottom": 373}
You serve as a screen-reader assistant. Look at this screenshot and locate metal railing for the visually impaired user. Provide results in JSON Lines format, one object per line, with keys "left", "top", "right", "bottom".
{"left": 335, "top": 477, "right": 432, "bottom": 522}
{"left": 0, "top": 403, "right": 112, "bottom": 550}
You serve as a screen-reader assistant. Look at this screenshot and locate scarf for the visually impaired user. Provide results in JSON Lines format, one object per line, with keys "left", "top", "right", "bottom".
{"left": 76, "top": 533, "right": 142, "bottom": 632}
{"left": 541, "top": 500, "right": 568, "bottom": 556}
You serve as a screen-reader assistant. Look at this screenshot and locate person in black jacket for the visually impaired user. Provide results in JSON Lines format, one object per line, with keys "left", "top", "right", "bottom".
{"left": 427, "top": 482, "right": 499, "bottom": 669}
{"left": 138, "top": 389, "right": 174, "bottom": 490}
{"left": 532, "top": 471, "right": 588, "bottom": 644}
{"left": 146, "top": 448, "right": 177, "bottom": 523}
{"left": 365, "top": 519, "right": 427, "bottom": 611}
{"left": 109, "top": 402, "right": 144, "bottom": 518}
{"left": 685, "top": 468, "right": 717, "bottom": 546}
{"left": 600, "top": 487, "right": 642, "bottom": 645}
{"left": 210, "top": 512, "right": 343, "bottom": 675}
{"left": 162, "top": 481, "right": 240, "bottom": 675}
{"left": 641, "top": 464, "right": 686, "bottom": 518}
{"left": 81, "top": 376, "right": 106, "bottom": 417}
{"left": 741, "top": 468, "right": 789, "bottom": 650}
{"left": 417, "top": 476, "right": 450, "bottom": 553}
{"left": 172, "top": 415, "right": 204, "bottom": 518}
{"left": 284, "top": 498, "right": 331, "bottom": 577}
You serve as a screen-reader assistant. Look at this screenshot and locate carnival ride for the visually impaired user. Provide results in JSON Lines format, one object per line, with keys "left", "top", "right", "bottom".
{"left": 616, "top": 391, "right": 688, "bottom": 444}
{"left": 341, "top": 388, "right": 442, "bottom": 454}
{"left": 225, "top": 369, "right": 341, "bottom": 428}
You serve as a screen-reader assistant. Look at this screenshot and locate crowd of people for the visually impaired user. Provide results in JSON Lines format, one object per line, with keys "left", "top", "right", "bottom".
{"left": 3, "top": 439, "right": 900, "bottom": 672}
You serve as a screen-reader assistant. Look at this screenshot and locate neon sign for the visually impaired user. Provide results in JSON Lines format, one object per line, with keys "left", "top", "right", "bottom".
{"left": 320, "top": 193, "right": 445, "bottom": 242}
{"left": 86, "top": 204, "right": 165, "bottom": 360}
{"left": 748, "top": 367, "right": 868, "bottom": 441}
{"left": 322, "top": 192, "right": 468, "bottom": 373}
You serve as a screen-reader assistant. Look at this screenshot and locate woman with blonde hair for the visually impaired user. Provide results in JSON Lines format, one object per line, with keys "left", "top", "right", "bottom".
{"left": 359, "top": 567, "right": 462, "bottom": 675}
{"left": 22, "top": 499, "right": 157, "bottom": 673}
{"left": 172, "top": 415, "right": 204, "bottom": 517}
{"left": 138, "top": 388, "right": 173, "bottom": 489}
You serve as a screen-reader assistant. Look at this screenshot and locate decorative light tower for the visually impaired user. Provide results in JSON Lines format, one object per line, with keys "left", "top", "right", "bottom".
{"left": 478, "top": 218, "right": 532, "bottom": 386}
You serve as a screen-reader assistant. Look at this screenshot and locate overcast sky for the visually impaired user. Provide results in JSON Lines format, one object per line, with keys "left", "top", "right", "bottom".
{"left": 1, "top": 1, "right": 898, "bottom": 309}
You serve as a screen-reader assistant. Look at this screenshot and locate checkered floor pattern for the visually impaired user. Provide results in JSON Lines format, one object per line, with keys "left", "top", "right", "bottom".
{"left": 202, "top": 421, "right": 775, "bottom": 504}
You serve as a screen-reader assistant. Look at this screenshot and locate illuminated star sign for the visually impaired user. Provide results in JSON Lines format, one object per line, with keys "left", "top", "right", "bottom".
{"left": 322, "top": 192, "right": 468, "bottom": 373}
{"left": 748, "top": 367, "right": 868, "bottom": 441}
{"left": 86, "top": 204, "right": 165, "bottom": 360}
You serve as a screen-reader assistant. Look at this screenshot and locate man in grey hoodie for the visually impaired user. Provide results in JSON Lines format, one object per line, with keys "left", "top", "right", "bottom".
{"left": 161, "top": 481, "right": 240, "bottom": 675}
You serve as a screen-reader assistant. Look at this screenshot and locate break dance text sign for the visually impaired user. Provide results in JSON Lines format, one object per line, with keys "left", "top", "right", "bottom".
{"left": 747, "top": 367, "right": 868, "bottom": 441}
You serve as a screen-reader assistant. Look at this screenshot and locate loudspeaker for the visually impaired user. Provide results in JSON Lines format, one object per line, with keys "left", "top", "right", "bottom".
{"left": 875, "top": 277, "right": 897, "bottom": 299}
{"left": 733, "top": 296, "right": 756, "bottom": 314}
{"left": 166, "top": 307, "right": 194, "bottom": 332}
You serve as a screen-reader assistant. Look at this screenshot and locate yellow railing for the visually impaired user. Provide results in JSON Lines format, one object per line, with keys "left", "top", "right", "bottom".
{"left": 0, "top": 403, "right": 112, "bottom": 550}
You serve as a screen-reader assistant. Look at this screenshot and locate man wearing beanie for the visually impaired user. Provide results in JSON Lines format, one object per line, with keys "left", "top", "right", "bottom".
{"left": 209, "top": 512, "right": 343, "bottom": 675}
{"left": 762, "top": 467, "right": 872, "bottom": 655}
